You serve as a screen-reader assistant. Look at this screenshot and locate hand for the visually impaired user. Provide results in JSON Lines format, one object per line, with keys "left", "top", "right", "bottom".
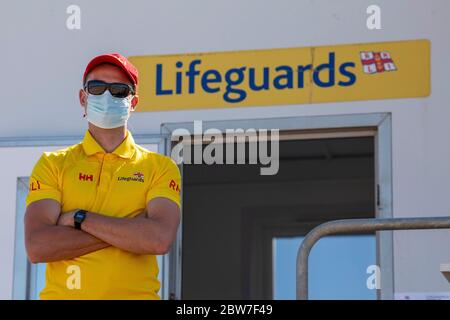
{"left": 57, "top": 210, "right": 78, "bottom": 227}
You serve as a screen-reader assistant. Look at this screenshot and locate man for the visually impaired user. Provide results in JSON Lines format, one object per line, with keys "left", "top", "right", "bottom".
{"left": 24, "top": 53, "right": 181, "bottom": 300}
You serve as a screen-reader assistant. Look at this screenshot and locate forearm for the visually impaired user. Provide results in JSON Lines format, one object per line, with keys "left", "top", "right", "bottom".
{"left": 27, "top": 225, "right": 109, "bottom": 263}
{"left": 81, "top": 212, "right": 169, "bottom": 255}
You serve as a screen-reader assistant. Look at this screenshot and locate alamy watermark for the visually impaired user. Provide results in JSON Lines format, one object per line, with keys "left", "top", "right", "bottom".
{"left": 66, "top": 265, "right": 81, "bottom": 290}
{"left": 170, "top": 120, "right": 280, "bottom": 176}
{"left": 366, "top": 264, "right": 381, "bottom": 290}
{"left": 366, "top": 5, "right": 381, "bottom": 30}
{"left": 66, "top": 5, "right": 81, "bottom": 30}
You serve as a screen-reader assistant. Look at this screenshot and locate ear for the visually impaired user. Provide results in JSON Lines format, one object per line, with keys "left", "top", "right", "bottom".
{"left": 130, "top": 94, "right": 139, "bottom": 111}
{"left": 79, "top": 89, "right": 87, "bottom": 108}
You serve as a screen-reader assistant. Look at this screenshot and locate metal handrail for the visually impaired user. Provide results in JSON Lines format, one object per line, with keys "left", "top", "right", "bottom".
{"left": 296, "top": 216, "right": 450, "bottom": 300}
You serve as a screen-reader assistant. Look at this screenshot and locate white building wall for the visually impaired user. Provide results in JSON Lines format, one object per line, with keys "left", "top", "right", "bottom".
{"left": 1, "top": 0, "right": 450, "bottom": 298}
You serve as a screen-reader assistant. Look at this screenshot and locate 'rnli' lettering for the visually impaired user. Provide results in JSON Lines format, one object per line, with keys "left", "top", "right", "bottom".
{"left": 169, "top": 179, "right": 180, "bottom": 193}
{"left": 30, "top": 181, "right": 41, "bottom": 191}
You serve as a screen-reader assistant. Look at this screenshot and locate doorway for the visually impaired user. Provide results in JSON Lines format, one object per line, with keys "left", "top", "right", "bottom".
{"left": 181, "top": 136, "right": 375, "bottom": 299}
{"left": 162, "top": 113, "right": 393, "bottom": 300}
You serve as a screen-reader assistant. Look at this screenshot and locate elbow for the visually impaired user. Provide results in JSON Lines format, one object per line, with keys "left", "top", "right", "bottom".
{"left": 25, "top": 235, "right": 47, "bottom": 264}
{"left": 26, "top": 246, "right": 44, "bottom": 264}
{"left": 154, "top": 242, "right": 172, "bottom": 255}
{"left": 144, "top": 238, "right": 173, "bottom": 255}
{"left": 27, "top": 254, "right": 42, "bottom": 264}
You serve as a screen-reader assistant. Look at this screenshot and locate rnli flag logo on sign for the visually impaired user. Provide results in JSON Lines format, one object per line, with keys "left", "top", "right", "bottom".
{"left": 360, "top": 51, "right": 397, "bottom": 74}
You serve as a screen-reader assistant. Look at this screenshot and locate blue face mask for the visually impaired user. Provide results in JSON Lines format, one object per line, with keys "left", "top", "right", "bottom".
{"left": 86, "top": 91, "right": 131, "bottom": 129}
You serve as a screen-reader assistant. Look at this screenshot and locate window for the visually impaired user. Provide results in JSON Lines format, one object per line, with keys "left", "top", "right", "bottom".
{"left": 273, "top": 235, "right": 377, "bottom": 299}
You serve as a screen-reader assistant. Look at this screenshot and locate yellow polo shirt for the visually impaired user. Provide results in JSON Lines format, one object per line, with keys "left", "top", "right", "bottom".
{"left": 26, "top": 130, "right": 181, "bottom": 300}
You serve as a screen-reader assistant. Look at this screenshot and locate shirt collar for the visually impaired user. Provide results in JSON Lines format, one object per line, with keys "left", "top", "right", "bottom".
{"left": 82, "top": 130, "right": 136, "bottom": 159}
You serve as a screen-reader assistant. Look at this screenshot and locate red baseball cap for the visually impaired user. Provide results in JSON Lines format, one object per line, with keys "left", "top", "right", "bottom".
{"left": 83, "top": 53, "right": 138, "bottom": 90}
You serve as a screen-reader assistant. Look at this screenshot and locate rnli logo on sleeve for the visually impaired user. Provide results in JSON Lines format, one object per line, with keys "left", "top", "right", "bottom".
{"left": 117, "top": 172, "right": 145, "bottom": 183}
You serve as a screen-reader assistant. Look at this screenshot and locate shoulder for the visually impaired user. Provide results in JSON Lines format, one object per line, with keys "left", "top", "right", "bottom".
{"left": 134, "top": 144, "right": 179, "bottom": 168}
{"left": 37, "top": 143, "right": 83, "bottom": 168}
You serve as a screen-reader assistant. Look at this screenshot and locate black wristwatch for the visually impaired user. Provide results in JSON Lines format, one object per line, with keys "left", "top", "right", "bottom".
{"left": 74, "top": 210, "right": 87, "bottom": 230}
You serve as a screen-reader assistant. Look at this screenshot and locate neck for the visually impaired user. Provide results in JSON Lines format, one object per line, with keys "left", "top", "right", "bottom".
{"left": 88, "top": 123, "right": 127, "bottom": 153}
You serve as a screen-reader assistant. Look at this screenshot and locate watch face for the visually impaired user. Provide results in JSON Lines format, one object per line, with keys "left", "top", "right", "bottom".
{"left": 75, "top": 211, "right": 85, "bottom": 221}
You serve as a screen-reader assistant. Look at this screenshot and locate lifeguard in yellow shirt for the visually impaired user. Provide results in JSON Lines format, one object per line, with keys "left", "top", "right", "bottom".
{"left": 24, "top": 53, "right": 181, "bottom": 300}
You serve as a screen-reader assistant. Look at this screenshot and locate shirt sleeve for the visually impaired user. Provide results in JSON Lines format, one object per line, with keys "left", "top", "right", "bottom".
{"left": 146, "top": 156, "right": 181, "bottom": 208}
{"left": 26, "top": 153, "right": 62, "bottom": 207}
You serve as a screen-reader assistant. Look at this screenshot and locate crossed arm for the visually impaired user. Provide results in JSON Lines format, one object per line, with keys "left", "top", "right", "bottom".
{"left": 24, "top": 198, "right": 180, "bottom": 263}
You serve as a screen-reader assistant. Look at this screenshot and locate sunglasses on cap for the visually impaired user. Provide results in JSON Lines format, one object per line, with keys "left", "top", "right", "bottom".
{"left": 84, "top": 80, "right": 135, "bottom": 98}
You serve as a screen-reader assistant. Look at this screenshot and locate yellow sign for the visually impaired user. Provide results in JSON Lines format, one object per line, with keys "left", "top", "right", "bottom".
{"left": 129, "top": 39, "right": 430, "bottom": 112}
